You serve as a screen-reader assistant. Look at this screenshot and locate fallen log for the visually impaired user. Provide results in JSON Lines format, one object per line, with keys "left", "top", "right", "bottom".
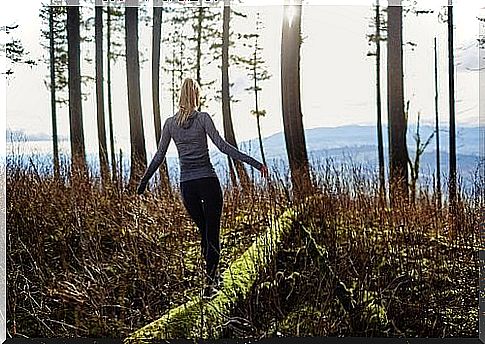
{"left": 124, "top": 208, "right": 298, "bottom": 341}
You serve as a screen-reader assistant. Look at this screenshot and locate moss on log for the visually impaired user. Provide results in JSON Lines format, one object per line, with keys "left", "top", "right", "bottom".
{"left": 124, "top": 208, "right": 298, "bottom": 341}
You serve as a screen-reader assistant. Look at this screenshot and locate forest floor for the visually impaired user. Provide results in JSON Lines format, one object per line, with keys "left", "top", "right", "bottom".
{"left": 5, "top": 157, "right": 482, "bottom": 339}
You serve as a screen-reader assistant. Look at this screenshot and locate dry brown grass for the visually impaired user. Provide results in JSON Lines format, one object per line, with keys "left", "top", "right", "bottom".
{"left": 6, "top": 155, "right": 482, "bottom": 338}
{"left": 231, "top": 158, "right": 481, "bottom": 338}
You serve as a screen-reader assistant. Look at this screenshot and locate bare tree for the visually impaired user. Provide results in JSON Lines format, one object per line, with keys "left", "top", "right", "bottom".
{"left": 375, "top": 0, "right": 386, "bottom": 202}
{"left": 222, "top": 0, "right": 250, "bottom": 187}
{"left": 434, "top": 37, "right": 442, "bottom": 208}
{"left": 281, "top": 0, "right": 311, "bottom": 197}
{"left": 105, "top": 5, "right": 123, "bottom": 182}
{"left": 125, "top": 5, "right": 147, "bottom": 185}
{"left": 95, "top": 4, "right": 109, "bottom": 182}
{"left": 387, "top": 1, "right": 408, "bottom": 204}
{"left": 152, "top": 3, "right": 171, "bottom": 190}
{"left": 447, "top": 1, "right": 457, "bottom": 209}
{"left": 67, "top": 4, "right": 87, "bottom": 174}
{"left": 49, "top": 7, "right": 60, "bottom": 178}
{"left": 408, "top": 111, "right": 434, "bottom": 204}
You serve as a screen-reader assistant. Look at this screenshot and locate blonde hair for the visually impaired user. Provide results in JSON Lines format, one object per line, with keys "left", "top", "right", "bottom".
{"left": 176, "top": 77, "right": 201, "bottom": 126}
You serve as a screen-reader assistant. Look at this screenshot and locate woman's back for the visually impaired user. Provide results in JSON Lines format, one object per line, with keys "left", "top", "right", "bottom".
{"left": 139, "top": 109, "right": 262, "bottom": 185}
{"left": 167, "top": 110, "right": 216, "bottom": 182}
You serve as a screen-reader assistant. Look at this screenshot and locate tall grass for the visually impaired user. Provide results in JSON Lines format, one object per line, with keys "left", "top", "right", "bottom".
{"left": 6, "top": 154, "right": 481, "bottom": 338}
{"left": 231, "top": 157, "right": 481, "bottom": 338}
{"left": 6, "top": 152, "right": 286, "bottom": 338}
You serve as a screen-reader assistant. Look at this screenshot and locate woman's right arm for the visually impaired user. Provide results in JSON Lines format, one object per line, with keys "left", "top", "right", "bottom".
{"left": 201, "top": 112, "right": 263, "bottom": 171}
{"left": 137, "top": 119, "right": 171, "bottom": 194}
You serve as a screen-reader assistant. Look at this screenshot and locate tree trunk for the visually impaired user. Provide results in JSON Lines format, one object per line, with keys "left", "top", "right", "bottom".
{"left": 171, "top": 47, "right": 176, "bottom": 114}
{"left": 152, "top": 4, "right": 171, "bottom": 190}
{"left": 256, "top": 116, "right": 266, "bottom": 167}
{"left": 106, "top": 6, "right": 117, "bottom": 182}
{"left": 196, "top": 7, "right": 203, "bottom": 88}
{"left": 67, "top": 5, "right": 87, "bottom": 175}
{"left": 281, "top": 0, "right": 311, "bottom": 198}
{"left": 434, "top": 37, "right": 442, "bottom": 209}
{"left": 222, "top": 1, "right": 250, "bottom": 188}
{"left": 447, "top": 3, "right": 457, "bottom": 209}
{"left": 49, "top": 6, "right": 60, "bottom": 179}
{"left": 125, "top": 6, "right": 147, "bottom": 186}
{"left": 95, "top": 5, "right": 109, "bottom": 182}
{"left": 375, "top": 0, "right": 386, "bottom": 203}
{"left": 254, "top": 46, "right": 267, "bottom": 167}
{"left": 387, "top": 3, "right": 408, "bottom": 205}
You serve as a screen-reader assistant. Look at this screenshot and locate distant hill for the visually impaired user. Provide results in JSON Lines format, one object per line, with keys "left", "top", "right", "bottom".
{"left": 238, "top": 125, "right": 482, "bottom": 159}
{"left": 8, "top": 125, "right": 482, "bottom": 187}
{"left": 201, "top": 125, "right": 482, "bottom": 186}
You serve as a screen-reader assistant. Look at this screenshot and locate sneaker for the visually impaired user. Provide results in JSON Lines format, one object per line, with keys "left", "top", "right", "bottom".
{"left": 207, "top": 271, "right": 224, "bottom": 289}
{"left": 216, "top": 274, "right": 224, "bottom": 289}
{"left": 201, "top": 284, "right": 219, "bottom": 300}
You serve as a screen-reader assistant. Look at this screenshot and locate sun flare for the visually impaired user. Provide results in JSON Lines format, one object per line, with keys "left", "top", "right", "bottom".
{"left": 286, "top": 1, "right": 297, "bottom": 28}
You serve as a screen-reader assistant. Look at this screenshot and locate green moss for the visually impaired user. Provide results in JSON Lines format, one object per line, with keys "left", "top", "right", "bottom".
{"left": 124, "top": 208, "right": 298, "bottom": 341}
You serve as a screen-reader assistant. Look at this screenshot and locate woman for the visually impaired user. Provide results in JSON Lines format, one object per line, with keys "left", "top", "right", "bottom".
{"left": 137, "top": 77, "right": 268, "bottom": 299}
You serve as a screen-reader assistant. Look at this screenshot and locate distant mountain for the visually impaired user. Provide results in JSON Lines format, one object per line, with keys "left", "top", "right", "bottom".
{"left": 7, "top": 125, "right": 482, "bottom": 187}
{"left": 204, "top": 125, "right": 482, "bottom": 185}
{"left": 237, "top": 125, "right": 482, "bottom": 159}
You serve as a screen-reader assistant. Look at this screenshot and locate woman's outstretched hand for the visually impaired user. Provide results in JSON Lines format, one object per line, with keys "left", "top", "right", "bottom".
{"left": 260, "top": 164, "right": 269, "bottom": 180}
{"left": 137, "top": 179, "right": 148, "bottom": 195}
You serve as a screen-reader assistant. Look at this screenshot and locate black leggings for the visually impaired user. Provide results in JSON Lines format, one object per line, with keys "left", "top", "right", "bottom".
{"left": 180, "top": 176, "right": 223, "bottom": 281}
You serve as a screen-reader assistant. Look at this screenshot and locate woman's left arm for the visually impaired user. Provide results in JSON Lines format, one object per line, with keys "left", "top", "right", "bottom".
{"left": 202, "top": 112, "right": 263, "bottom": 170}
{"left": 137, "top": 119, "right": 171, "bottom": 194}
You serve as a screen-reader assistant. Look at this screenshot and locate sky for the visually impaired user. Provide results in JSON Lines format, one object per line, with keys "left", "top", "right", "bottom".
{"left": 1, "top": 0, "right": 483, "bottom": 159}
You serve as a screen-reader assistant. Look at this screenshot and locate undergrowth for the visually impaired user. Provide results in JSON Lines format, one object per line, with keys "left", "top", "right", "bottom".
{"left": 6, "top": 154, "right": 482, "bottom": 339}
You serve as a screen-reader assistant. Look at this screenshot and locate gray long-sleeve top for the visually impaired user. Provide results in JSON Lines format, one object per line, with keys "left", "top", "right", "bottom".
{"left": 141, "top": 110, "right": 263, "bottom": 184}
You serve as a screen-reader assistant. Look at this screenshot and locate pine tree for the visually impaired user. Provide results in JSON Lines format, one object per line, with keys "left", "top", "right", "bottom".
{"left": 367, "top": 0, "right": 386, "bottom": 203}
{"left": 235, "top": 12, "right": 271, "bottom": 167}
{"left": 187, "top": 4, "right": 221, "bottom": 107}
{"left": 4, "top": 24, "right": 36, "bottom": 76}
{"left": 162, "top": 7, "right": 191, "bottom": 114}
{"left": 40, "top": 5, "right": 66, "bottom": 178}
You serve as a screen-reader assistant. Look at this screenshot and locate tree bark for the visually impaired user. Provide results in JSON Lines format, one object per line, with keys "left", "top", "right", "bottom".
{"left": 254, "top": 42, "right": 267, "bottom": 167}
{"left": 447, "top": 3, "right": 457, "bottom": 209}
{"left": 375, "top": 0, "right": 386, "bottom": 203}
{"left": 222, "top": 1, "right": 251, "bottom": 188}
{"left": 106, "top": 6, "right": 117, "bottom": 182}
{"left": 281, "top": 0, "right": 311, "bottom": 198}
{"left": 387, "top": 3, "right": 408, "bottom": 204}
{"left": 434, "top": 37, "right": 442, "bottom": 209}
{"left": 256, "top": 115, "right": 266, "bottom": 167}
{"left": 95, "top": 5, "right": 109, "bottom": 182}
{"left": 196, "top": 7, "right": 203, "bottom": 88}
{"left": 152, "top": 4, "right": 171, "bottom": 190}
{"left": 125, "top": 6, "right": 147, "bottom": 186}
{"left": 67, "top": 5, "right": 87, "bottom": 174}
{"left": 49, "top": 6, "right": 60, "bottom": 179}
